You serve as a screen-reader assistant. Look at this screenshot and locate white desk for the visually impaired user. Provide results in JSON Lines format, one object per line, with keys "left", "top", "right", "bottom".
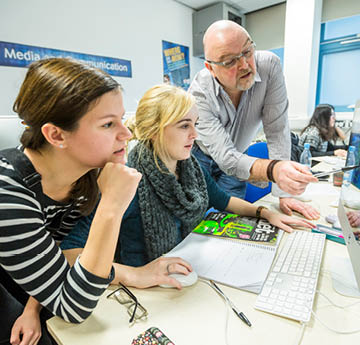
{"left": 47, "top": 177, "right": 360, "bottom": 345}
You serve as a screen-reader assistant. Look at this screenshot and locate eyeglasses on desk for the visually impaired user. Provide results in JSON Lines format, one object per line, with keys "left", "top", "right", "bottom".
{"left": 107, "top": 283, "right": 148, "bottom": 324}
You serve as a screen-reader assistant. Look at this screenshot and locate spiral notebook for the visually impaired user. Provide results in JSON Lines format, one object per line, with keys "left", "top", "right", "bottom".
{"left": 166, "top": 227, "right": 283, "bottom": 294}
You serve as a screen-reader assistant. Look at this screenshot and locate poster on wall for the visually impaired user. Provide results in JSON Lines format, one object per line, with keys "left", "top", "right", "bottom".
{"left": 0, "top": 41, "right": 132, "bottom": 78}
{"left": 162, "top": 40, "right": 190, "bottom": 90}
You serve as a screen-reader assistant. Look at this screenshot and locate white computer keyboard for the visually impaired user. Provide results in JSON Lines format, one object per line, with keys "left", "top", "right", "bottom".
{"left": 254, "top": 231, "right": 326, "bottom": 323}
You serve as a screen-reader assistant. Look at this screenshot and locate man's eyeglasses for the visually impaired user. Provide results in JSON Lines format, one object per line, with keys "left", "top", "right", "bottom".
{"left": 206, "top": 42, "right": 256, "bottom": 69}
{"left": 107, "top": 283, "right": 148, "bottom": 324}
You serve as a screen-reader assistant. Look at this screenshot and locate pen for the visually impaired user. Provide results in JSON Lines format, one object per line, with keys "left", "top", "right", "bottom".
{"left": 316, "top": 225, "right": 344, "bottom": 238}
{"left": 209, "top": 280, "right": 252, "bottom": 327}
{"left": 312, "top": 164, "right": 360, "bottom": 178}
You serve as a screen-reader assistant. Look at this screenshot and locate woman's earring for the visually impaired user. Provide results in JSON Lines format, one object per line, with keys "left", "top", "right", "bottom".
{"left": 59, "top": 144, "right": 63, "bottom": 149}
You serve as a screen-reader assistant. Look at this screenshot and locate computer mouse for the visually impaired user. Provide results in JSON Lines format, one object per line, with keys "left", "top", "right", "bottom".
{"left": 333, "top": 220, "right": 341, "bottom": 229}
{"left": 326, "top": 214, "right": 338, "bottom": 224}
{"left": 159, "top": 270, "right": 198, "bottom": 288}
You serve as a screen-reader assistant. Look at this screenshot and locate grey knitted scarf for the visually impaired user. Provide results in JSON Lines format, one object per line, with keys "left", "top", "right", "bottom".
{"left": 127, "top": 142, "right": 209, "bottom": 262}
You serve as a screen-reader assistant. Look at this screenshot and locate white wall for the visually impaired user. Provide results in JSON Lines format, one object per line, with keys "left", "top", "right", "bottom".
{"left": 322, "top": 0, "right": 360, "bottom": 22}
{"left": 246, "top": 0, "right": 360, "bottom": 51}
{"left": 0, "top": 0, "right": 204, "bottom": 116}
{"left": 284, "top": 0, "right": 322, "bottom": 119}
{"left": 0, "top": 116, "right": 23, "bottom": 149}
{"left": 245, "top": 3, "right": 286, "bottom": 50}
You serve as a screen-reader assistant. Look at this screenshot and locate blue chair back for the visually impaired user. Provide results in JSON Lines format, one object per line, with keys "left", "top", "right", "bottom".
{"left": 244, "top": 142, "right": 272, "bottom": 203}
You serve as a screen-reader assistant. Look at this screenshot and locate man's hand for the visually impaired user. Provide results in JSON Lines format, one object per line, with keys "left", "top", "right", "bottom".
{"left": 347, "top": 211, "right": 360, "bottom": 228}
{"left": 273, "top": 161, "right": 318, "bottom": 195}
{"left": 279, "top": 197, "right": 320, "bottom": 220}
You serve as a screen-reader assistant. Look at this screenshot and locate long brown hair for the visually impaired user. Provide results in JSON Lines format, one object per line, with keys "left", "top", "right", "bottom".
{"left": 301, "top": 104, "right": 337, "bottom": 142}
{"left": 13, "top": 58, "right": 120, "bottom": 214}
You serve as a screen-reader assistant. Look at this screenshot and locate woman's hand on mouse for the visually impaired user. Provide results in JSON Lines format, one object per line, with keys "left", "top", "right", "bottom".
{"left": 116, "top": 256, "right": 193, "bottom": 290}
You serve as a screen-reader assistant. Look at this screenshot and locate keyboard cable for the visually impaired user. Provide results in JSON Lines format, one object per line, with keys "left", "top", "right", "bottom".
{"left": 199, "top": 278, "right": 233, "bottom": 345}
{"left": 310, "top": 290, "right": 360, "bottom": 334}
{"left": 293, "top": 322, "right": 307, "bottom": 345}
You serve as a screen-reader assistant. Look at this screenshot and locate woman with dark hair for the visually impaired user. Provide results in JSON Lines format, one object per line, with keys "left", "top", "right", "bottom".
{"left": 0, "top": 58, "right": 189, "bottom": 345}
{"left": 298, "top": 104, "right": 347, "bottom": 157}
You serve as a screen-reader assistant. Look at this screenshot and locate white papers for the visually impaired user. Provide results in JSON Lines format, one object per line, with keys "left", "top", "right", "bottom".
{"left": 166, "top": 232, "right": 283, "bottom": 293}
{"left": 322, "top": 156, "right": 345, "bottom": 166}
{"left": 295, "top": 182, "right": 341, "bottom": 200}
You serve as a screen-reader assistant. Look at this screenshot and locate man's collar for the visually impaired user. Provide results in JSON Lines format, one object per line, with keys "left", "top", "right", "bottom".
{"left": 254, "top": 70, "right": 261, "bottom": 82}
{"left": 214, "top": 77, "right": 221, "bottom": 97}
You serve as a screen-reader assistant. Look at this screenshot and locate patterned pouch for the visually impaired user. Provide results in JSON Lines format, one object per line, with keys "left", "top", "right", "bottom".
{"left": 131, "top": 327, "right": 175, "bottom": 345}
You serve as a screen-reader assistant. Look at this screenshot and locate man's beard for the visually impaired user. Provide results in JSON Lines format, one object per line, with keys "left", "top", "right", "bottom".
{"left": 236, "top": 70, "right": 255, "bottom": 91}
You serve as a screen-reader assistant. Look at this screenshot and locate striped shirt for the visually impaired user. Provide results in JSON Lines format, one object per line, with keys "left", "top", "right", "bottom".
{"left": 189, "top": 50, "right": 290, "bottom": 197}
{"left": 0, "top": 148, "right": 113, "bottom": 323}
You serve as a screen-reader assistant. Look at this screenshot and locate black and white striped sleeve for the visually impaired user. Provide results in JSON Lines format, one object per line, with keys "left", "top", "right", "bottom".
{"left": 0, "top": 161, "right": 114, "bottom": 323}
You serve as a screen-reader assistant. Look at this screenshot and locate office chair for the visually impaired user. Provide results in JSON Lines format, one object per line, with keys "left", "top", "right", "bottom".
{"left": 244, "top": 142, "right": 271, "bottom": 203}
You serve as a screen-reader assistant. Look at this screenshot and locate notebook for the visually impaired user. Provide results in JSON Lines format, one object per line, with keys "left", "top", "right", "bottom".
{"left": 165, "top": 219, "right": 283, "bottom": 293}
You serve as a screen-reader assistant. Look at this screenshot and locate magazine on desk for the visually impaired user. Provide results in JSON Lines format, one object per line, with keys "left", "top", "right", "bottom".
{"left": 166, "top": 214, "right": 283, "bottom": 294}
{"left": 192, "top": 212, "right": 280, "bottom": 245}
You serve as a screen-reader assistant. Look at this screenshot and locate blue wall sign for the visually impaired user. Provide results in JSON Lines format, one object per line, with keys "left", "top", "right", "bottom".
{"left": 0, "top": 41, "right": 132, "bottom": 78}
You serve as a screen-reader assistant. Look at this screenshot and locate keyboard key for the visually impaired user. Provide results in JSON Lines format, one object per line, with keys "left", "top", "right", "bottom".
{"left": 261, "top": 287, "right": 272, "bottom": 297}
{"left": 256, "top": 302, "right": 273, "bottom": 310}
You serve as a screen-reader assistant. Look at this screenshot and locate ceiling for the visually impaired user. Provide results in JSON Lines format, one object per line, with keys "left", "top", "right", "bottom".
{"left": 174, "top": 0, "right": 285, "bottom": 13}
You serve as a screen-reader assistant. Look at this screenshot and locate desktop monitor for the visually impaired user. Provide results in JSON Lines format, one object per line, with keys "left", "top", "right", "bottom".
{"left": 333, "top": 189, "right": 360, "bottom": 298}
{"left": 332, "top": 108, "right": 360, "bottom": 297}
{"left": 348, "top": 99, "right": 360, "bottom": 190}
{"left": 342, "top": 100, "right": 360, "bottom": 209}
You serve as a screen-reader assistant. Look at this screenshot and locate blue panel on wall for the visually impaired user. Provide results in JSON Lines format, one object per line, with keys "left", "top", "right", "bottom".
{"left": 0, "top": 41, "right": 132, "bottom": 78}
{"left": 317, "top": 14, "right": 360, "bottom": 111}
{"left": 270, "top": 47, "right": 284, "bottom": 68}
{"left": 319, "top": 49, "right": 360, "bottom": 108}
{"left": 323, "top": 14, "right": 360, "bottom": 40}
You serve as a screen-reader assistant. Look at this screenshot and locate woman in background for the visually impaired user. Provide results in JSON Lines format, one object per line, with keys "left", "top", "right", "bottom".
{"left": 298, "top": 104, "right": 347, "bottom": 157}
{"left": 62, "top": 84, "right": 314, "bottom": 270}
{"left": 0, "top": 59, "right": 188, "bottom": 345}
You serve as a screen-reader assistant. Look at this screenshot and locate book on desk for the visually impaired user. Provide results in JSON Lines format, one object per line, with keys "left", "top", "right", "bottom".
{"left": 166, "top": 213, "right": 283, "bottom": 293}
{"left": 193, "top": 212, "right": 280, "bottom": 245}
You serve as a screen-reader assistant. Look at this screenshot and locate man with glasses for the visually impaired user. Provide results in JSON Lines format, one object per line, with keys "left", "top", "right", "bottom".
{"left": 190, "top": 20, "right": 319, "bottom": 220}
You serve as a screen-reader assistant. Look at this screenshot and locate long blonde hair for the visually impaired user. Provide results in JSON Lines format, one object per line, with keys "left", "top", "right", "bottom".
{"left": 126, "top": 84, "right": 195, "bottom": 169}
